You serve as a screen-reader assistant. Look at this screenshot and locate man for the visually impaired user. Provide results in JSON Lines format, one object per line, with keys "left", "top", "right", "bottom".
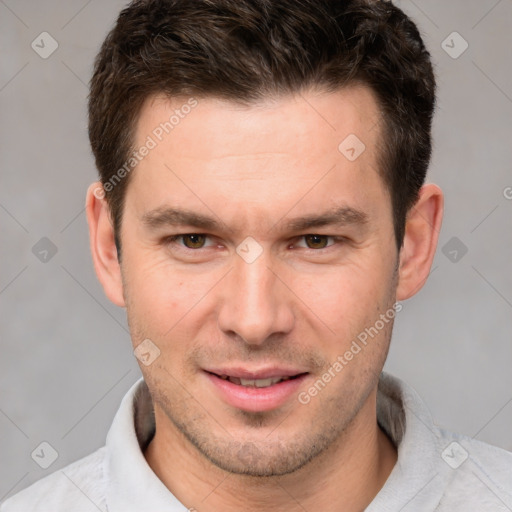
{"left": 3, "top": 0, "right": 511, "bottom": 510}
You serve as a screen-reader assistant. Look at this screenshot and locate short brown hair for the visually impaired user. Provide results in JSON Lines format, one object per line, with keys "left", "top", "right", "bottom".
{"left": 88, "top": 0, "right": 436, "bottom": 252}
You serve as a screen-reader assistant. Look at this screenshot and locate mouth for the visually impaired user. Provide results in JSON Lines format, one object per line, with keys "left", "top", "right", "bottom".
{"left": 212, "top": 373, "right": 304, "bottom": 388}
{"left": 204, "top": 368, "right": 309, "bottom": 412}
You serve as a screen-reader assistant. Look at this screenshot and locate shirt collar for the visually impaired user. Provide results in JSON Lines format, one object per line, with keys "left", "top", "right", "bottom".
{"left": 105, "top": 378, "right": 187, "bottom": 511}
{"left": 366, "top": 372, "right": 445, "bottom": 511}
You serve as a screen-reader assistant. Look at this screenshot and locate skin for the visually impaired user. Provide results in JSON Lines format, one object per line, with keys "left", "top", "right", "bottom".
{"left": 86, "top": 85, "right": 443, "bottom": 512}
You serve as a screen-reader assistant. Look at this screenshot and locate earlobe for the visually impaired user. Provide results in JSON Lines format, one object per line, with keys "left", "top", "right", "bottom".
{"left": 86, "top": 182, "right": 126, "bottom": 307}
{"left": 396, "top": 183, "right": 444, "bottom": 301}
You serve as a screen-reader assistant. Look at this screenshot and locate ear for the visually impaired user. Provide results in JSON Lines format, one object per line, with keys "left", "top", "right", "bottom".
{"left": 86, "top": 182, "right": 125, "bottom": 307}
{"left": 396, "top": 183, "right": 444, "bottom": 301}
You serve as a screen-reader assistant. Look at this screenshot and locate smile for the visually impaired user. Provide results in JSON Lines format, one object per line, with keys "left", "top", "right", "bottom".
{"left": 204, "top": 369, "right": 309, "bottom": 412}
{"left": 216, "top": 375, "right": 296, "bottom": 387}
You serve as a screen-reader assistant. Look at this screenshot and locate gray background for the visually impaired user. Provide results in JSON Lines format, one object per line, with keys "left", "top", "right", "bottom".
{"left": 1, "top": 0, "right": 511, "bottom": 502}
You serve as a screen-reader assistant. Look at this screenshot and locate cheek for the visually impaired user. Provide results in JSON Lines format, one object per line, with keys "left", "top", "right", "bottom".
{"left": 123, "top": 252, "right": 224, "bottom": 340}
{"left": 287, "top": 257, "right": 394, "bottom": 356}
{"left": 292, "top": 261, "right": 384, "bottom": 317}
{"left": 122, "top": 255, "right": 182, "bottom": 329}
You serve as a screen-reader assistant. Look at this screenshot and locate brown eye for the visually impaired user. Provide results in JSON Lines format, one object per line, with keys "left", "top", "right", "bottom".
{"left": 182, "top": 234, "right": 207, "bottom": 249}
{"left": 304, "top": 235, "right": 329, "bottom": 249}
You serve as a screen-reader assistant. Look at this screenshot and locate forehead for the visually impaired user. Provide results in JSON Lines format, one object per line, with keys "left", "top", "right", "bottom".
{"left": 135, "top": 85, "right": 382, "bottom": 163}
{"left": 126, "top": 86, "right": 388, "bottom": 233}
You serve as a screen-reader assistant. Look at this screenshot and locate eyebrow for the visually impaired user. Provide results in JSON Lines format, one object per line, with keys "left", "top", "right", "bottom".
{"left": 283, "top": 206, "right": 368, "bottom": 231}
{"left": 142, "top": 208, "right": 223, "bottom": 231}
{"left": 141, "top": 206, "right": 369, "bottom": 233}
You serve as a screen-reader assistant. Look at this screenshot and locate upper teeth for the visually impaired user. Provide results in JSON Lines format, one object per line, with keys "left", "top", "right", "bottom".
{"left": 220, "top": 375, "right": 291, "bottom": 387}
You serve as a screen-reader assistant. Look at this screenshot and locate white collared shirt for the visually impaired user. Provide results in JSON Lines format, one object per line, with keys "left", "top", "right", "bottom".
{"left": 2, "top": 373, "right": 512, "bottom": 511}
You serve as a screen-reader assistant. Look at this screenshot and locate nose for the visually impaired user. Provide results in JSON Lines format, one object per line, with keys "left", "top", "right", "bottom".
{"left": 216, "top": 248, "right": 294, "bottom": 345}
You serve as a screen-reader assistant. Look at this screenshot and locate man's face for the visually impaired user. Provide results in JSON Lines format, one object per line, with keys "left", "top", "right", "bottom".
{"left": 119, "top": 86, "right": 399, "bottom": 476}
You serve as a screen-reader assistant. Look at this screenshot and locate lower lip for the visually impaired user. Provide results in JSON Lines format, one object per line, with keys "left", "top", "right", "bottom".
{"left": 205, "top": 372, "right": 309, "bottom": 413}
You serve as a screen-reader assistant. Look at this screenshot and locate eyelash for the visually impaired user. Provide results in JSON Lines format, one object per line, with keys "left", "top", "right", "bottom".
{"left": 164, "top": 234, "right": 346, "bottom": 253}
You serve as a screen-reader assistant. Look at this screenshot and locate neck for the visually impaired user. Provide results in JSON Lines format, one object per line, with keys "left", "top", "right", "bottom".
{"left": 144, "top": 389, "right": 397, "bottom": 512}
